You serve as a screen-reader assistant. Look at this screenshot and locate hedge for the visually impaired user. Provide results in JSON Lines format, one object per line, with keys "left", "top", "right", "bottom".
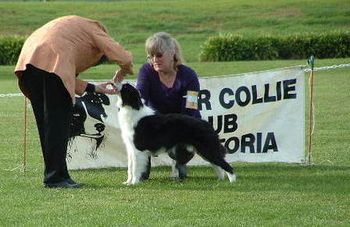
{"left": 0, "top": 36, "right": 25, "bottom": 65}
{"left": 199, "top": 32, "right": 350, "bottom": 61}
{"left": 1, "top": 33, "right": 349, "bottom": 64}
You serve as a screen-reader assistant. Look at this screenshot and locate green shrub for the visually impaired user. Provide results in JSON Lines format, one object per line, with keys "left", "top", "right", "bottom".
{"left": 0, "top": 36, "right": 25, "bottom": 65}
{"left": 200, "top": 32, "right": 350, "bottom": 61}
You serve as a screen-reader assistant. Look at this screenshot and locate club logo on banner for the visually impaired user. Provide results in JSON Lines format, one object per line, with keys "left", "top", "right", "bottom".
{"left": 67, "top": 66, "right": 305, "bottom": 170}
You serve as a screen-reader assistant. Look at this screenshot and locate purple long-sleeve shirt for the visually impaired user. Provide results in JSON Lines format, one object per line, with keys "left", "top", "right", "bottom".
{"left": 136, "top": 63, "right": 201, "bottom": 118}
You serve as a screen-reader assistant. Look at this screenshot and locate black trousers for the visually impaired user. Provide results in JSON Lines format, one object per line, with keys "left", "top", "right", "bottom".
{"left": 21, "top": 65, "right": 73, "bottom": 184}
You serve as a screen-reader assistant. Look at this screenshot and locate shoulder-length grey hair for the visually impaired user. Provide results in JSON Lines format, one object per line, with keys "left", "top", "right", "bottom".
{"left": 145, "top": 32, "right": 184, "bottom": 70}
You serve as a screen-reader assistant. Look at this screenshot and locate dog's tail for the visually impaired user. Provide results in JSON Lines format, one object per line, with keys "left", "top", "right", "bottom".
{"left": 217, "top": 144, "right": 235, "bottom": 174}
{"left": 219, "top": 143, "right": 229, "bottom": 157}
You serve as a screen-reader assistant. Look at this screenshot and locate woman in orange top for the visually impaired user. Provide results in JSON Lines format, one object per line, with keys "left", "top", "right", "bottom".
{"left": 15, "top": 15, "right": 133, "bottom": 188}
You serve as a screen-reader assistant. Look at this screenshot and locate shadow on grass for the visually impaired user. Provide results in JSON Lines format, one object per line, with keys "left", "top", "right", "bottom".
{"left": 72, "top": 163, "right": 350, "bottom": 193}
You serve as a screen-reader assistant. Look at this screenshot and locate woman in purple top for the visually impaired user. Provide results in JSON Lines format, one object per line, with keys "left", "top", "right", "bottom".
{"left": 137, "top": 33, "right": 201, "bottom": 118}
{"left": 136, "top": 32, "right": 201, "bottom": 180}
{"left": 137, "top": 63, "right": 201, "bottom": 118}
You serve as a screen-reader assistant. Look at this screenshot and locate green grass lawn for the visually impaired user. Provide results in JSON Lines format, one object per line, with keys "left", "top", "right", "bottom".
{"left": 1, "top": 59, "right": 350, "bottom": 226}
{"left": 1, "top": 0, "right": 350, "bottom": 226}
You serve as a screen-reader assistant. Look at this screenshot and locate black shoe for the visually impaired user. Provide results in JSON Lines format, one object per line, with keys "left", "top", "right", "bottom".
{"left": 66, "top": 178, "right": 77, "bottom": 184}
{"left": 66, "top": 178, "right": 85, "bottom": 187}
{"left": 45, "top": 180, "right": 82, "bottom": 189}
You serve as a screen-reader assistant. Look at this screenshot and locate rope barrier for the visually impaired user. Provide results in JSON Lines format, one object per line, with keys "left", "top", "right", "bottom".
{"left": 0, "top": 63, "right": 349, "bottom": 98}
{"left": 0, "top": 93, "right": 23, "bottom": 97}
{"left": 304, "top": 63, "right": 350, "bottom": 72}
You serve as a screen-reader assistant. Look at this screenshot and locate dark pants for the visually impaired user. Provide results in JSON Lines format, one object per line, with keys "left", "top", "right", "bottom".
{"left": 21, "top": 65, "right": 73, "bottom": 184}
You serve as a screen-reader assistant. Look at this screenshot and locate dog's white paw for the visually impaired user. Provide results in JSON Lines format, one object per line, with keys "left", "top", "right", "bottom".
{"left": 123, "top": 178, "right": 132, "bottom": 185}
{"left": 123, "top": 180, "right": 139, "bottom": 186}
{"left": 130, "top": 179, "right": 141, "bottom": 185}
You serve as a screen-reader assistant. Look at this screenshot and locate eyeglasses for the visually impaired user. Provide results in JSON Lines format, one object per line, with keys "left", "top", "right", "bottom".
{"left": 147, "top": 52, "right": 164, "bottom": 63}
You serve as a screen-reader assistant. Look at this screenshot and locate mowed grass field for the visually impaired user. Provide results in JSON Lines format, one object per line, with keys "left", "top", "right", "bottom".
{"left": 0, "top": 0, "right": 350, "bottom": 226}
{"left": 0, "top": 0, "right": 349, "bottom": 62}
{"left": 1, "top": 60, "right": 350, "bottom": 226}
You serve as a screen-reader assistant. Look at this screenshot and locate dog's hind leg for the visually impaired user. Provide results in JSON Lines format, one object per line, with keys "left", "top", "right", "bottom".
{"left": 170, "top": 161, "right": 187, "bottom": 180}
{"left": 176, "top": 163, "right": 187, "bottom": 180}
{"left": 171, "top": 159, "right": 179, "bottom": 178}
{"left": 140, "top": 156, "right": 151, "bottom": 181}
{"left": 212, "top": 164, "right": 225, "bottom": 180}
{"left": 169, "top": 144, "right": 194, "bottom": 180}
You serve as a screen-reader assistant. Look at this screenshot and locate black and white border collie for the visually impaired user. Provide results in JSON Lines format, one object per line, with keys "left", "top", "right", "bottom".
{"left": 117, "top": 83, "right": 236, "bottom": 185}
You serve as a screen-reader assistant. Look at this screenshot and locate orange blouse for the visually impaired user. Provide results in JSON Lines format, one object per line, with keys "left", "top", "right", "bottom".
{"left": 15, "top": 15, "right": 133, "bottom": 100}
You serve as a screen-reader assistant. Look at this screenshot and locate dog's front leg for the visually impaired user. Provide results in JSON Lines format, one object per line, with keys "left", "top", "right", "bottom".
{"left": 123, "top": 142, "right": 134, "bottom": 185}
{"left": 130, "top": 149, "right": 149, "bottom": 185}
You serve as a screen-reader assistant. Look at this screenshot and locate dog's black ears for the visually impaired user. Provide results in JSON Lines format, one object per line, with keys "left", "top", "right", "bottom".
{"left": 120, "top": 83, "right": 144, "bottom": 110}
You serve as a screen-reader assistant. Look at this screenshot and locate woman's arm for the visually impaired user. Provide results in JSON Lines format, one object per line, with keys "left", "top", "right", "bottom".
{"left": 136, "top": 64, "right": 151, "bottom": 105}
{"left": 92, "top": 27, "right": 134, "bottom": 76}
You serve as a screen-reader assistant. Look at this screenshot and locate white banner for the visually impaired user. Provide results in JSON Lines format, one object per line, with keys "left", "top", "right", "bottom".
{"left": 67, "top": 66, "right": 305, "bottom": 169}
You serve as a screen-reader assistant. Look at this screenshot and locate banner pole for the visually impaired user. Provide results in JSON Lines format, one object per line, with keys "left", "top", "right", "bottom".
{"left": 307, "top": 56, "right": 315, "bottom": 165}
{"left": 23, "top": 96, "right": 28, "bottom": 172}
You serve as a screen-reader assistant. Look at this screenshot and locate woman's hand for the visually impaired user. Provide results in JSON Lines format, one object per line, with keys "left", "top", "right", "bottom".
{"left": 113, "top": 69, "right": 127, "bottom": 83}
{"left": 95, "top": 82, "right": 119, "bottom": 94}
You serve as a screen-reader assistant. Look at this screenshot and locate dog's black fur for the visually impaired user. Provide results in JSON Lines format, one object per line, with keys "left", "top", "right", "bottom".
{"left": 118, "top": 83, "right": 236, "bottom": 184}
